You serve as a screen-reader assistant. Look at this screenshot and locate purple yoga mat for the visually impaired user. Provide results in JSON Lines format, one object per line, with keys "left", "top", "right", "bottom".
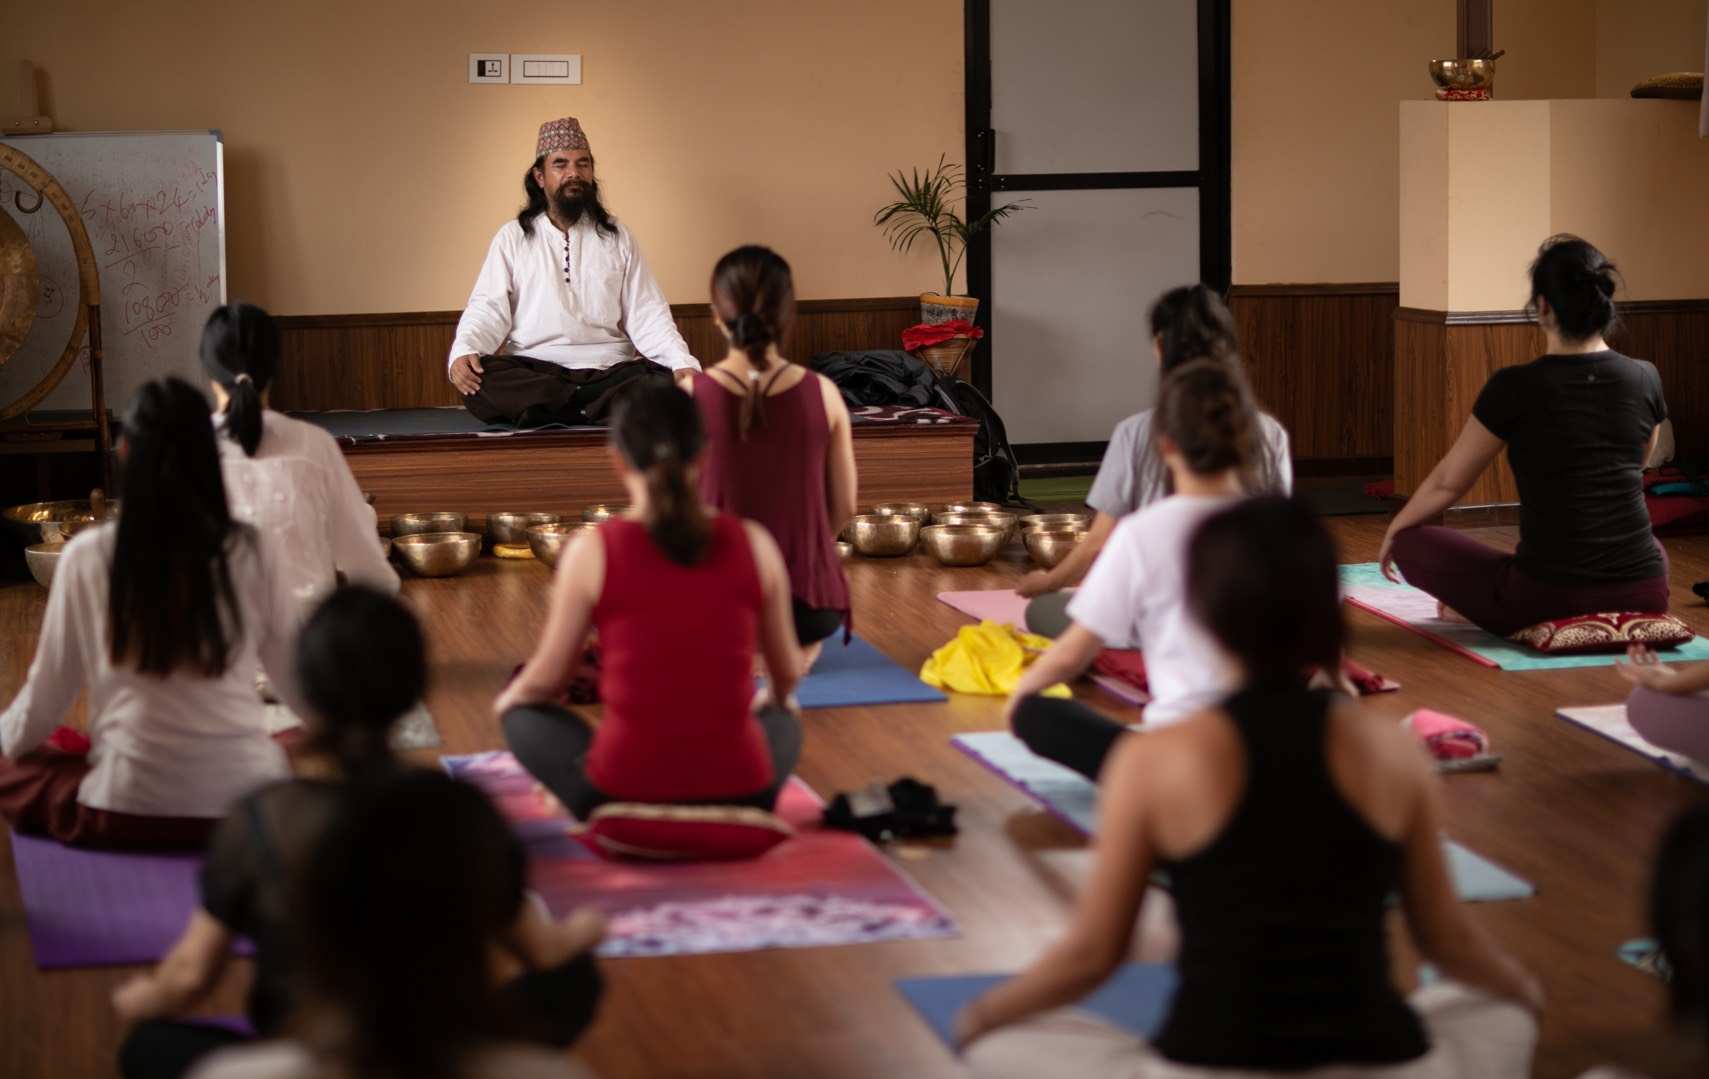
{"left": 10, "top": 831, "right": 251, "bottom": 969}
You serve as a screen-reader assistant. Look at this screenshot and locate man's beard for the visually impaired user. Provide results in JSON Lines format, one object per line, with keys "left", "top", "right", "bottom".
{"left": 549, "top": 178, "right": 603, "bottom": 223}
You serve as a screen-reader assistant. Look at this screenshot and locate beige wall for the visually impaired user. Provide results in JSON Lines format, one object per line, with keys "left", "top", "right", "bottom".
{"left": 1, "top": 1, "right": 961, "bottom": 314}
{"left": 1596, "top": 0, "right": 1709, "bottom": 98}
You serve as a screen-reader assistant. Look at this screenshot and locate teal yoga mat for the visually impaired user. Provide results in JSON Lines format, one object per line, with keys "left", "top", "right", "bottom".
{"left": 1340, "top": 562, "right": 1709, "bottom": 671}
{"left": 953, "top": 731, "right": 1535, "bottom": 902}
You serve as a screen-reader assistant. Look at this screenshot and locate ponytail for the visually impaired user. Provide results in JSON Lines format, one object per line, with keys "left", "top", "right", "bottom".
{"left": 611, "top": 382, "right": 711, "bottom": 566}
{"left": 1149, "top": 284, "right": 1239, "bottom": 373}
{"left": 199, "top": 302, "right": 281, "bottom": 457}
{"left": 1156, "top": 357, "right": 1260, "bottom": 480}
{"left": 711, "top": 245, "right": 796, "bottom": 438}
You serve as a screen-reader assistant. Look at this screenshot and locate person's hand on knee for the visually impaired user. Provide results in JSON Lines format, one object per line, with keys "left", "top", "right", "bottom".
{"left": 1016, "top": 570, "right": 1054, "bottom": 599}
{"left": 450, "top": 354, "right": 484, "bottom": 395}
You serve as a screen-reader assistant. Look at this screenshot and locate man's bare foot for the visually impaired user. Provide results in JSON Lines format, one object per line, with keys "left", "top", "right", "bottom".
{"left": 1437, "top": 602, "right": 1471, "bottom": 624}
{"left": 800, "top": 641, "right": 824, "bottom": 678}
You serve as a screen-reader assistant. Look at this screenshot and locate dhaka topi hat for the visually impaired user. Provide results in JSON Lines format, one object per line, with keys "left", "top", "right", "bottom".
{"left": 536, "top": 117, "right": 590, "bottom": 159}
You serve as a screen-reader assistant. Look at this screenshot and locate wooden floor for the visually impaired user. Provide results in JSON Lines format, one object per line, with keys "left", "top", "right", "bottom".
{"left": 3, "top": 515, "right": 1708, "bottom": 1078}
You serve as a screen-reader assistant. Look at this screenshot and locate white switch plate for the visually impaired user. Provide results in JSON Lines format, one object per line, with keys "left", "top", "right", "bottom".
{"left": 510, "top": 53, "right": 582, "bottom": 85}
{"left": 468, "top": 53, "right": 506, "bottom": 84}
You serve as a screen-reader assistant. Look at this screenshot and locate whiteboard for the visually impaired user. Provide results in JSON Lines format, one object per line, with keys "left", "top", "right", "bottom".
{"left": 0, "top": 130, "right": 226, "bottom": 415}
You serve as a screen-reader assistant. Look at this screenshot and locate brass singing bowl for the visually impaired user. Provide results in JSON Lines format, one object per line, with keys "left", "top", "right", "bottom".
{"left": 836, "top": 540, "right": 854, "bottom": 560}
{"left": 941, "top": 501, "right": 1006, "bottom": 517}
{"left": 1428, "top": 58, "right": 1496, "bottom": 91}
{"left": 846, "top": 514, "right": 920, "bottom": 557}
{"left": 934, "top": 511, "right": 1018, "bottom": 545}
{"left": 869, "top": 502, "right": 932, "bottom": 526}
{"left": 1021, "top": 512, "right": 1090, "bottom": 533}
{"left": 24, "top": 542, "right": 63, "bottom": 588}
{"left": 393, "top": 511, "right": 465, "bottom": 537}
{"left": 391, "top": 531, "right": 481, "bottom": 577}
{"left": 580, "top": 503, "right": 626, "bottom": 524}
{"left": 488, "top": 511, "right": 563, "bottom": 546}
{"left": 526, "top": 522, "right": 594, "bottom": 568}
{"left": 921, "top": 523, "right": 1007, "bottom": 567}
{"left": 3, "top": 499, "right": 120, "bottom": 546}
{"left": 1025, "top": 525, "right": 1090, "bottom": 569}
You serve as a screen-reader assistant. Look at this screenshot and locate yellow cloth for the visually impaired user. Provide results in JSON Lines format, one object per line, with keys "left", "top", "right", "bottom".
{"left": 919, "top": 620, "right": 1073, "bottom": 698}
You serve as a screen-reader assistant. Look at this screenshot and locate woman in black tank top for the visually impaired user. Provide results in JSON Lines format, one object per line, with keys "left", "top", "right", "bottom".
{"left": 958, "top": 498, "right": 1542, "bottom": 1077}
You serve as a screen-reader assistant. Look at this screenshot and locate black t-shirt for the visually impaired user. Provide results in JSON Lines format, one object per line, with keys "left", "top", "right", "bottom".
{"left": 1471, "top": 350, "right": 1666, "bottom": 583}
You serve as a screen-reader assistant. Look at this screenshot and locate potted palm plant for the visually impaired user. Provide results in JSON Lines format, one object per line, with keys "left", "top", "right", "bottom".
{"left": 874, "top": 156, "right": 1031, "bottom": 325}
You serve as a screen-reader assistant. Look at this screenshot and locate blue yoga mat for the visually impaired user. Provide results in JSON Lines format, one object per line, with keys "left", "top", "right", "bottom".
{"left": 953, "top": 731, "right": 1535, "bottom": 902}
{"left": 770, "top": 634, "right": 945, "bottom": 709}
{"left": 898, "top": 963, "right": 1178, "bottom": 1048}
{"left": 1340, "top": 562, "right": 1709, "bottom": 671}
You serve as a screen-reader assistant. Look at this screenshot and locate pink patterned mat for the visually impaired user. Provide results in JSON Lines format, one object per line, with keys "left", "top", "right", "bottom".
{"left": 442, "top": 752, "right": 957, "bottom": 958}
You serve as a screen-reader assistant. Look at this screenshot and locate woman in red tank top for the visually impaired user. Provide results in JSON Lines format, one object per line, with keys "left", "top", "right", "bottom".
{"left": 493, "top": 383, "right": 806, "bottom": 815}
{"left": 688, "top": 246, "right": 857, "bottom": 673}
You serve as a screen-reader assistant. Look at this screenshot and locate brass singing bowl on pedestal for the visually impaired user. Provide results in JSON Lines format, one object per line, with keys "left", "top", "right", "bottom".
{"left": 527, "top": 522, "right": 594, "bottom": 568}
{"left": 846, "top": 514, "right": 920, "bottom": 557}
{"left": 935, "top": 511, "right": 1018, "bottom": 545}
{"left": 393, "top": 511, "right": 465, "bottom": 537}
{"left": 1428, "top": 58, "right": 1497, "bottom": 91}
{"left": 869, "top": 502, "right": 932, "bottom": 526}
{"left": 920, "top": 523, "right": 1007, "bottom": 567}
{"left": 3, "top": 498, "right": 120, "bottom": 546}
{"left": 580, "top": 504, "right": 626, "bottom": 524}
{"left": 488, "top": 511, "right": 563, "bottom": 546}
{"left": 1021, "top": 512, "right": 1090, "bottom": 533}
{"left": 391, "top": 531, "right": 481, "bottom": 577}
{"left": 25, "top": 542, "right": 63, "bottom": 588}
{"left": 1025, "top": 525, "right": 1090, "bottom": 569}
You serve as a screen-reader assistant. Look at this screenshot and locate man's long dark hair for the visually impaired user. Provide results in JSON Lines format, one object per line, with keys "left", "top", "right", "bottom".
{"left": 109, "top": 377, "right": 252, "bottom": 677}
{"left": 517, "top": 155, "right": 617, "bottom": 238}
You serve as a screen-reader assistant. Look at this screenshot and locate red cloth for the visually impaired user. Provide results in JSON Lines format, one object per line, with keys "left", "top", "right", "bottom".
{"left": 1342, "top": 658, "right": 1400, "bottom": 695}
{"left": 694, "top": 372, "right": 849, "bottom": 625}
{"left": 1643, "top": 467, "right": 1709, "bottom": 534}
{"left": 585, "top": 517, "right": 773, "bottom": 802}
{"left": 1091, "top": 649, "right": 1148, "bottom": 692}
{"left": 0, "top": 746, "right": 216, "bottom": 850}
{"left": 901, "top": 319, "right": 984, "bottom": 352}
{"left": 45, "top": 726, "right": 91, "bottom": 756}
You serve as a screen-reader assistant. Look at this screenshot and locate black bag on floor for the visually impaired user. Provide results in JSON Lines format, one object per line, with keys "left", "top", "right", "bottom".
{"left": 929, "top": 376, "right": 1025, "bottom": 508}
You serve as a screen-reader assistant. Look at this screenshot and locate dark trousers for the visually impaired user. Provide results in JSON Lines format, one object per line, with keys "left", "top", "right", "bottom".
{"left": 1390, "top": 525, "right": 1671, "bottom": 637}
{"left": 792, "top": 599, "right": 844, "bottom": 646}
{"left": 1023, "top": 592, "right": 1075, "bottom": 639}
{"left": 463, "top": 355, "right": 674, "bottom": 427}
{"left": 502, "top": 701, "right": 802, "bottom": 819}
{"left": 1012, "top": 693, "right": 1130, "bottom": 782}
{"left": 118, "top": 954, "right": 604, "bottom": 1078}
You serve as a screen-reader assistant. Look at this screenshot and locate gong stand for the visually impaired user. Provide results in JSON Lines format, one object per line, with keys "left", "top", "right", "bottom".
{"left": 0, "top": 142, "right": 110, "bottom": 491}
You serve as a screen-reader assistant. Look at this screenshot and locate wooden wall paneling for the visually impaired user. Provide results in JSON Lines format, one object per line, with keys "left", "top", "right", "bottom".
{"left": 1611, "top": 302, "right": 1709, "bottom": 462}
{"left": 273, "top": 298, "right": 919, "bottom": 413}
{"left": 1227, "top": 283, "right": 1398, "bottom": 463}
{"left": 1393, "top": 313, "right": 1450, "bottom": 500}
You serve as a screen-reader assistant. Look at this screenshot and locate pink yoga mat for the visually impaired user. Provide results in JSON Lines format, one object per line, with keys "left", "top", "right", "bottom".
{"left": 937, "top": 589, "right": 1033, "bottom": 626}
{"left": 442, "top": 752, "right": 957, "bottom": 958}
{"left": 1343, "top": 595, "right": 1498, "bottom": 669}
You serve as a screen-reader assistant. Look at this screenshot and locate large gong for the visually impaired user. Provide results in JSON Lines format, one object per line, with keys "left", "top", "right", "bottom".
{"left": 0, "top": 207, "right": 37, "bottom": 362}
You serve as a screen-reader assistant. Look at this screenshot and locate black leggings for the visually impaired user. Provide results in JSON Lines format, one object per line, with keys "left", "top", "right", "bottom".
{"left": 1011, "top": 693, "right": 1130, "bottom": 782}
{"left": 792, "top": 598, "right": 844, "bottom": 646}
{"left": 502, "top": 701, "right": 802, "bottom": 820}
{"left": 118, "top": 953, "right": 603, "bottom": 1078}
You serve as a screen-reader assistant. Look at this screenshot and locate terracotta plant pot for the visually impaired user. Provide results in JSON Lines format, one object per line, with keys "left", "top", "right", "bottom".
{"left": 920, "top": 292, "right": 979, "bottom": 325}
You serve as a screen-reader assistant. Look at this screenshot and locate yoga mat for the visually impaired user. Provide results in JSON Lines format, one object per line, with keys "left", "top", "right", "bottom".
{"left": 952, "top": 731, "right": 1535, "bottom": 902}
{"left": 442, "top": 751, "right": 957, "bottom": 957}
{"left": 10, "top": 833, "right": 253, "bottom": 969}
{"left": 1556, "top": 704, "right": 1709, "bottom": 785}
{"left": 1340, "top": 563, "right": 1709, "bottom": 671}
{"left": 779, "top": 634, "right": 945, "bottom": 709}
{"left": 898, "top": 963, "right": 1178, "bottom": 1048}
{"left": 1619, "top": 938, "right": 1669, "bottom": 980}
{"left": 264, "top": 701, "right": 442, "bottom": 750}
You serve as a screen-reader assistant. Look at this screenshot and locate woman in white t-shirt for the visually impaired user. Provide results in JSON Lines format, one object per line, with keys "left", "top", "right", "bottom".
{"left": 1017, "top": 285, "right": 1291, "bottom": 638}
{"left": 1003, "top": 358, "right": 1259, "bottom": 777}
{"left": 202, "top": 303, "right": 397, "bottom": 618}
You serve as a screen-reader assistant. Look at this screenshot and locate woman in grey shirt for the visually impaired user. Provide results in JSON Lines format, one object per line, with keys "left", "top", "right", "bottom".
{"left": 1019, "top": 285, "right": 1292, "bottom": 636}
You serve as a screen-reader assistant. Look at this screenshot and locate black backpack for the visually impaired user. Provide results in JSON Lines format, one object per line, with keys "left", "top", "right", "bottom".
{"left": 929, "top": 374, "right": 1027, "bottom": 508}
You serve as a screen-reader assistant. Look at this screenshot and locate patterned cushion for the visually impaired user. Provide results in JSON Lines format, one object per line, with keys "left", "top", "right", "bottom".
{"left": 1507, "top": 611, "right": 1694, "bottom": 655}
{"left": 577, "top": 802, "right": 794, "bottom": 862}
{"left": 1630, "top": 72, "right": 1703, "bottom": 100}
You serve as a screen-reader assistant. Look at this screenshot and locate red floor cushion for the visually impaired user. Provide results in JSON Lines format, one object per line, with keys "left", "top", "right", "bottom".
{"left": 577, "top": 802, "right": 794, "bottom": 862}
{"left": 1507, "top": 611, "right": 1694, "bottom": 655}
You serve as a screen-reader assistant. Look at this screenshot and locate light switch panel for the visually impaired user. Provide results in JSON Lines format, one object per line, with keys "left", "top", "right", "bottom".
{"left": 510, "top": 53, "right": 582, "bottom": 85}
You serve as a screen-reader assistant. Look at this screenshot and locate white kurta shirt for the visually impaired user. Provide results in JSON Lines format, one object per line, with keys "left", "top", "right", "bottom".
{"left": 0, "top": 525, "right": 299, "bottom": 817}
{"left": 218, "top": 410, "right": 398, "bottom": 619}
{"left": 449, "top": 211, "right": 698, "bottom": 373}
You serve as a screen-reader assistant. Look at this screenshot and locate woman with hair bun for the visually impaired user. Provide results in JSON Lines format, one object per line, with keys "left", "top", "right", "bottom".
{"left": 203, "top": 303, "right": 397, "bottom": 618}
{"left": 496, "top": 381, "right": 805, "bottom": 819}
{"left": 1379, "top": 236, "right": 1670, "bottom": 634}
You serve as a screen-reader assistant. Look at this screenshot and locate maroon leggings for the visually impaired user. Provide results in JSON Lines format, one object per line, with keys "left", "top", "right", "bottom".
{"left": 1389, "top": 526, "right": 1670, "bottom": 637}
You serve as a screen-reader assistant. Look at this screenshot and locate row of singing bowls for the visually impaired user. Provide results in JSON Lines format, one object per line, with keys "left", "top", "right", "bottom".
{"left": 846, "top": 514, "right": 920, "bottom": 557}
{"left": 527, "top": 522, "right": 594, "bottom": 568}
{"left": 3, "top": 499, "right": 121, "bottom": 545}
{"left": 581, "top": 503, "right": 626, "bottom": 524}
{"left": 1025, "top": 525, "right": 1090, "bottom": 569}
{"left": 25, "top": 542, "right": 63, "bottom": 587}
{"left": 936, "top": 511, "right": 1018, "bottom": 545}
{"left": 488, "top": 511, "right": 562, "bottom": 546}
{"left": 921, "top": 523, "right": 1007, "bottom": 566}
{"left": 393, "top": 511, "right": 464, "bottom": 537}
{"left": 391, "top": 531, "right": 481, "bottom": 577}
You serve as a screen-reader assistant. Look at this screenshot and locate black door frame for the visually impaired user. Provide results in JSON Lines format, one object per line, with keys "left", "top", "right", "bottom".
{"left": 963, "top": 0, "right": 1232, "bottom": 446}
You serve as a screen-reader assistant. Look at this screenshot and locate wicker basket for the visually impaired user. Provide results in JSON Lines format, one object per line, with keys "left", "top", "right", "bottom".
{"left": 916, "top": 336, "right": 975, "bottom": 379}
